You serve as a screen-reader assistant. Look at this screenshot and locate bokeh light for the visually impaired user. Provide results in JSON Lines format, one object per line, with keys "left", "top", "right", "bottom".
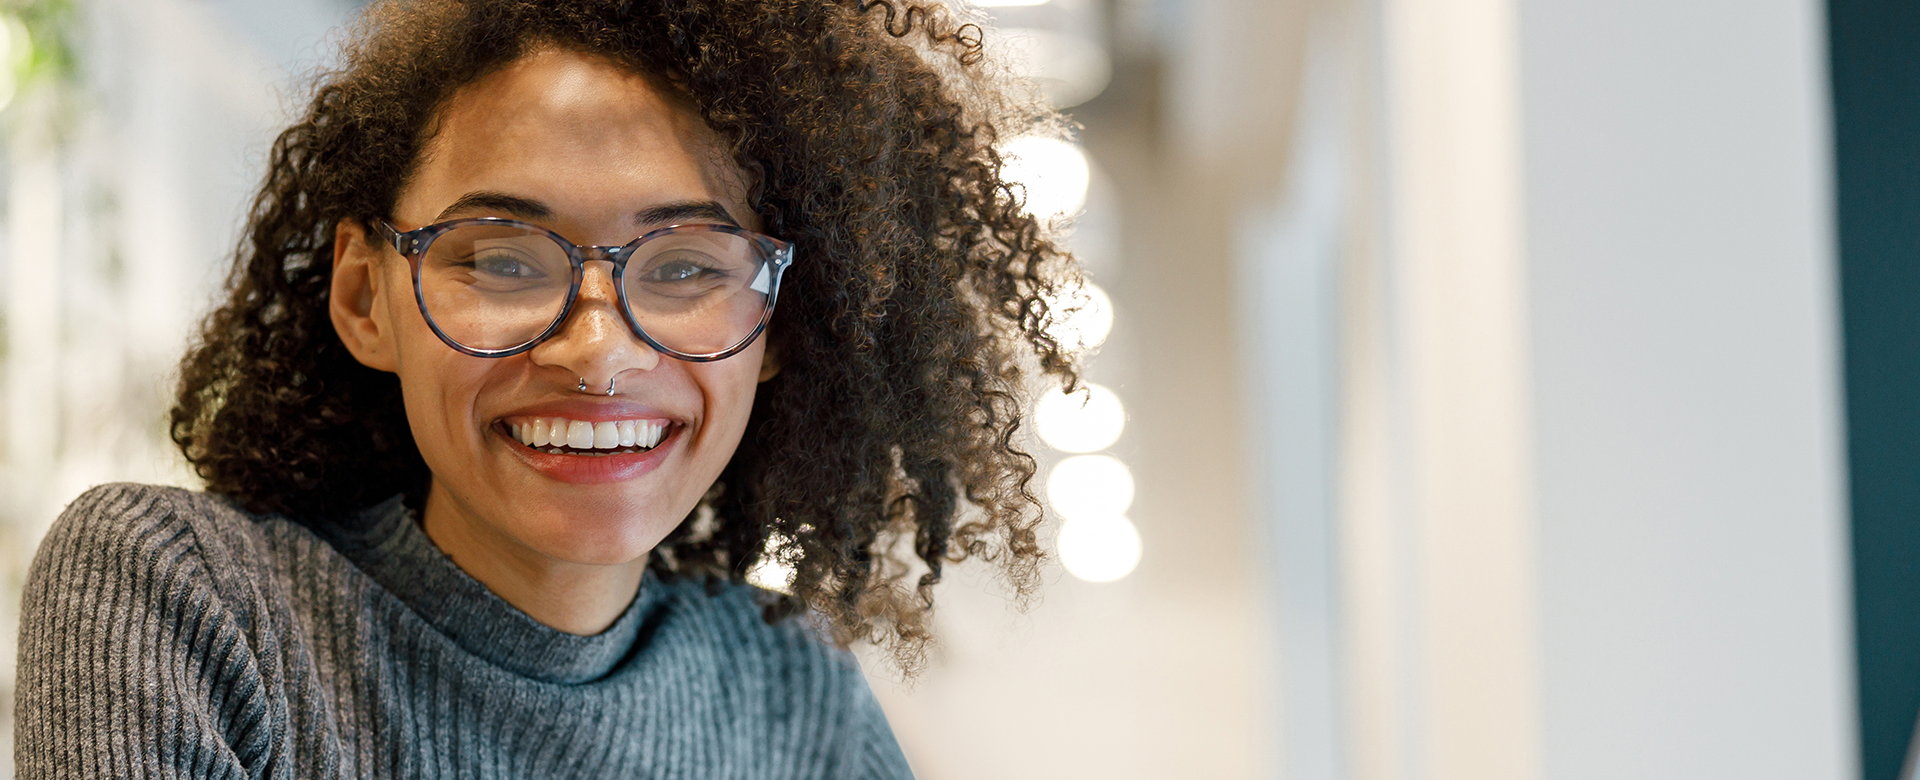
{"left": 1000, "top": 135, "right": 1090, "bottom": 220}
{"left": 1042, "top": 280, "right": 1113, "bottom": 354}
{"left": 745, "top": 532, "right": 797, "bottom": 594}
{"left": 1059, "top": 515, "right": 1142, "bottom": 582}
{"left": 1035, "top": 382, "right": 1125, "bottom": 453}
{"left": 1046, "top": 454, "right": 1134, "bottom": 520}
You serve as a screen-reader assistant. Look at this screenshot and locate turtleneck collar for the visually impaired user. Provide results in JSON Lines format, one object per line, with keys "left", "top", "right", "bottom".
{"left": 325, "top": 495, "right": 653, "bottom": 685}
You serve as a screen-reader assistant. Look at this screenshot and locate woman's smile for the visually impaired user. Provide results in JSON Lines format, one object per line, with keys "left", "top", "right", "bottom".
{"left": 492, "top": 401, "right": 686, "bottom": 484}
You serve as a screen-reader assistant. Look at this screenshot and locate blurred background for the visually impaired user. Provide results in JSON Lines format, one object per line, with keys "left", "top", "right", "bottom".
{"left": 3, "top": 0, "right": 1914, "bottom": 777}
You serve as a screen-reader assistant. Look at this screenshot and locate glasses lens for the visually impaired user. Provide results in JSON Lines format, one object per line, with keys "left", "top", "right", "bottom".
{"left": 417, "top": 224, "right": 572, "bottom": 351}
{"left": 623, "top": 229, "right": 778, "bottom": 356}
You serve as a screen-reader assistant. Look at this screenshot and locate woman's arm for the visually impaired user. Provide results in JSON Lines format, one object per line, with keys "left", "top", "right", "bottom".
{"left": 14, "top": 484, "right": 271, "bottom": 779}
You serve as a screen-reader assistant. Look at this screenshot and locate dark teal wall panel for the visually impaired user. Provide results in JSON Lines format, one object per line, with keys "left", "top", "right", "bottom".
{"left": 1829, "top": 1, "right": 1920, "bottom": 777}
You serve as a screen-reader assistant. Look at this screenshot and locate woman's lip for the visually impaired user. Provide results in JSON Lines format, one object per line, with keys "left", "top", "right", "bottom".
{"left": 496, "top": 423, "right": 680, "bottom": 484}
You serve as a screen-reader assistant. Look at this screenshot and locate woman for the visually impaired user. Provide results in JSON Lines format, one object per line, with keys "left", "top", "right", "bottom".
{"left": 14, "top": 0, "right": 1078, "bottom": 776}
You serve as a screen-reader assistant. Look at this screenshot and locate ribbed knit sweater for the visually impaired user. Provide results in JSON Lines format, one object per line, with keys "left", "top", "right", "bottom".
{"left": 13, "top": 483, "right": 913, "bottom": 778}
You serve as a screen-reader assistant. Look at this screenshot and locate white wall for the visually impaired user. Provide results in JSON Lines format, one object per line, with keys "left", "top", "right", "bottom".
{"left": 1519, "top": 0, "right": 1856, "bottom": 777}
{"left": 1243, "top": 0, "right": 1858, "bottom": 777}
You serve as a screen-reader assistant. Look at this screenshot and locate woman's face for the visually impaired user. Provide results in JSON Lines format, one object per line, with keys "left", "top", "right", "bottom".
{"left": 331, "top": 48, "right": 771, "bottom": 569}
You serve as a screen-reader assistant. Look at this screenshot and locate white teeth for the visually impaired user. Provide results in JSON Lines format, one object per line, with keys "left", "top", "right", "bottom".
{"left": 566, "top": 420, "right": 594, "bottom": 449}
{"left": 511, "top": 416, "right": 669, "bottom": 451}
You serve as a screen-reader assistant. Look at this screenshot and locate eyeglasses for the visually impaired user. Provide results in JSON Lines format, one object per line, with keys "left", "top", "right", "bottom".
{"left": 376, "top": 217, "right": 795, "bottom": 361}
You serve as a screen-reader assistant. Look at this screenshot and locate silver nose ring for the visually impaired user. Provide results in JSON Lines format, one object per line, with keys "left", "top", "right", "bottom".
{"left": 576, "top": 377, "right": 615, "bottom": 396}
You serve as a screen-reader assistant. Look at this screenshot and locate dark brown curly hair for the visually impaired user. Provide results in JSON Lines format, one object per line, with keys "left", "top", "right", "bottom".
{"left": 168, "top": 0, "right": 1080, "bottom": 671}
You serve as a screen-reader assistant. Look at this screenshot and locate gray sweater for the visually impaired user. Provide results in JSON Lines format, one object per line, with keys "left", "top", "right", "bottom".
{"left": 14, "top": 483, "right": 913, "bottom": 778}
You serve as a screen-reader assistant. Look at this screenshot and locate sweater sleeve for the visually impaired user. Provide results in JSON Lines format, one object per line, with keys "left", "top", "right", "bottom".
{"left": 846, "top": 678, "right": 916, "bottom": 779}
{"left": 14, "top": 484, "right": 273, "bottom": 779}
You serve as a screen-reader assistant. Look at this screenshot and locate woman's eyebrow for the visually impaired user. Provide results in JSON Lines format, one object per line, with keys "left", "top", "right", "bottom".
{"left": 435, "top": 191, "right": 551, "bottom": 222}
{"left": 635, "top": 200, "right": 741, "bottom": 228}
{"left": 432, "top": 193, "right": 739, "bottom": 228}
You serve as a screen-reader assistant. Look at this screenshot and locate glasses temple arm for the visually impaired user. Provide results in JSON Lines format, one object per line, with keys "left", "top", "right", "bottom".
{"left": 372, "top": 219, "right": 410, "bottom": 254}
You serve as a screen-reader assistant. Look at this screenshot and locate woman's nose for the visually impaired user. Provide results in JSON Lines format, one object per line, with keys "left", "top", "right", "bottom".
{"left": 529, "top": 263, "right": 660, "bottom": 387}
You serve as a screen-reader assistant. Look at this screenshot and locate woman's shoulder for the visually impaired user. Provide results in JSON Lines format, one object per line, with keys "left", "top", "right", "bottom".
{"left": 49, "top": 481, "right": 267, "bottom": 546}
{"left": 31, "top": 482, "right": 277, "bottom": 603}
{"left": 17, "top": 484, "right": 304, "bottom": 775}
{"left": 648, "top": 576, "right": 910, "bottom": 772}
{"left": 647, "top": 574, "right": 865, "bottom": 676}
{"left": 56, "top": 480, "right": 247, "bottom": 522}
{"left": 644, "top": 575, "right": 906, "bottom": 765}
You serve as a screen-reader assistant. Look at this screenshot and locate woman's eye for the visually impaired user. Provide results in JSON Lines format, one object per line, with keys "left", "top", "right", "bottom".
{"left": 475, "top": 252, "right": 539, "bottom": 278}
{"left": 646, "top": 258, "right": 719, "bottom": 283}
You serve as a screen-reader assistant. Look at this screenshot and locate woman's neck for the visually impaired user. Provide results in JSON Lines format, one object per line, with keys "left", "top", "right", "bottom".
{"left": 418, "top": 484, "right": 647, "bottom": 636}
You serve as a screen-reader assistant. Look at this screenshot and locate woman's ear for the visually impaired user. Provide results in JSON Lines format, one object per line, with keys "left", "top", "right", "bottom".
{"left": 757, "top": 336, "right": 781, "bottom": 383}
{"left": 330, "top": 219, "right": 400, "bottom": 373}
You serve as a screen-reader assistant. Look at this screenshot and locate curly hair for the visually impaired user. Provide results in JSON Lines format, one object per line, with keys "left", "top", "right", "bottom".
{"left": 168, "top": 0, "right": 1080, "bottom": 672}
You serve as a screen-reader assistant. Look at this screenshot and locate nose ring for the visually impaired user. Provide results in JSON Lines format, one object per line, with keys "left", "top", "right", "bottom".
{"left": 576, "top": 376, "right": 615, "bottom": 396}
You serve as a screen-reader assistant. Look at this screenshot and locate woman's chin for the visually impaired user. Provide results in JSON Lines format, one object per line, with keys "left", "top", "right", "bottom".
{"left": 513, "top": 508, "right": 676, "bottom": 567}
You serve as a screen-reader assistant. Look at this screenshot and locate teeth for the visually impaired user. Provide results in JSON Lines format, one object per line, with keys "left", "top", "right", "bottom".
{"left": 509, "top": 416, "right": 669, "bottom": 451}
{"left": 566, "top": 420, "right": 593, "bottom": 449}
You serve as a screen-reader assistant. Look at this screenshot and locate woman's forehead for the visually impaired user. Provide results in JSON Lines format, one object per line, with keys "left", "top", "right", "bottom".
{"left": 401, "top": 48, "right": 752, "bottom": 231}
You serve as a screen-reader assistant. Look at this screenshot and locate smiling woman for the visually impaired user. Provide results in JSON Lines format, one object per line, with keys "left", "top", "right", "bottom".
{"left": 12, "top": 0, "right": 1077, "bottom": 777}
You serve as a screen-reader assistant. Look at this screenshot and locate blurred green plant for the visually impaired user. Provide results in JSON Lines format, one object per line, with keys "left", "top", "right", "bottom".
{"left": 0, "top": 0, "right": 77, "bottom": 112}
